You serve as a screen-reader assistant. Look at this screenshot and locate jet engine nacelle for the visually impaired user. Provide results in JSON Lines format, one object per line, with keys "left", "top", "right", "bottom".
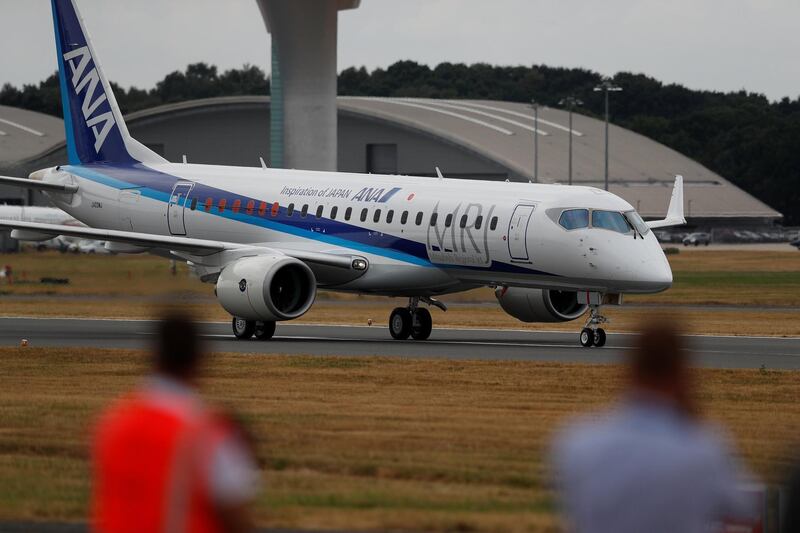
{"left": 495, "top": 287, "right": 587, "bottom": 323}
{"left": 216, "top": 254, "right": 316, "bottom": 321}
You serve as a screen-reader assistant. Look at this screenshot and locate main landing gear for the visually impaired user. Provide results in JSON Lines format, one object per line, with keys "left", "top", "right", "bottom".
{"left": 389, "top": 297, "right": 445, "bottom": 341}
{"left": 579, "top": 304, "right": 608, "bottom": 348}
{"left": 232, "top": 317, "right": 276, "bottom": 340}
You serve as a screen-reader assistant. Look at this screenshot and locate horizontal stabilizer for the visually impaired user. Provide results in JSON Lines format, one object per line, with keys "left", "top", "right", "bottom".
{"left": 0, "top": 175, "right": 78, "bottom": 193}
{"left": 647, "top": 175, "right": 686, "bottom": 229}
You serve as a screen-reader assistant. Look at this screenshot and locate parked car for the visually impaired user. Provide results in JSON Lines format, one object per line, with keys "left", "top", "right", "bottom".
{"left": 682, "top": 232, "right": 711, "bottom": 246}
{"left": 76, "top": 239, "right": 112, "bottom": 254}
{"left": 653, "top": 231, "right": 671, "bottom": 243}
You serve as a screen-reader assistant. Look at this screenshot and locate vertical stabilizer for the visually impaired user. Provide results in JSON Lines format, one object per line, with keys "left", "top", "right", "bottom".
{"left": 51, "top": 0, "right": 166, "bottom": 165}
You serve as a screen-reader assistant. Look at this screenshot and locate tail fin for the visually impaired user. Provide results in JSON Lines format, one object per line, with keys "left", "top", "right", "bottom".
{"left": 51, "top": 0, "right": 165, "bottom": 165}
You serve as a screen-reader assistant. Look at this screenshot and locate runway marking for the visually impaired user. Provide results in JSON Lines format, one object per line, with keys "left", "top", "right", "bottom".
{"left": 146, "top": 333, "right": 799, "bottom": 357}
{"left": 2, "top": 317, "right": 799, "bottom": 341}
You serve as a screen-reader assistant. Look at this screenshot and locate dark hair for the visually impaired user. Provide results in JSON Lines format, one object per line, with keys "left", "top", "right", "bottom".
{"left": 154, "top": 313, "right": 202, "bottom": 379}
{"left": 629, "top": 319, "right": 688, "bottom": 386}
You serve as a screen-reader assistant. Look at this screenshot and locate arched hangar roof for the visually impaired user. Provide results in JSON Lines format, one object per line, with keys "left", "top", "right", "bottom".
{"left": 2, "top": 97, "right": 780, "bottom": 221}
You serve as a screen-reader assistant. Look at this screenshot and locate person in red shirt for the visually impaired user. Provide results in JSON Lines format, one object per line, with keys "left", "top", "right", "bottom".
{"left": 91, "top": 313, "right": 259, "bottom": 533}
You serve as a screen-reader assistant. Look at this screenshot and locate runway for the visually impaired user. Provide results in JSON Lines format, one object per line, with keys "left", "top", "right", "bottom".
{"left": 1, "top": 317, "right": 798, "bottom": 369}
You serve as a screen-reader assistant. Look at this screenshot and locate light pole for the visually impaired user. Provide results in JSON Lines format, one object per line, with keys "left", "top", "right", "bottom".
{"left": 593, "top": 79, "right": 622, "bottom": 191}
{"left": 558, "top": 96, "right": 583, "bottom": 185}
{"left": 530, "top": 99, "right": 540, "bottom": 183}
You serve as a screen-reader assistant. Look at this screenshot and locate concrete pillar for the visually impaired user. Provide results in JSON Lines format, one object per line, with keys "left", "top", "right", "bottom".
{"left": 257, "top": 0, "right": 359, "bottom": 171}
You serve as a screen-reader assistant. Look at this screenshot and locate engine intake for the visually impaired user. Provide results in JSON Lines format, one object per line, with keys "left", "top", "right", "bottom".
{"left": 216, "top": 255, "right": 316, "bottom": 321}
{"left": 495, "top": 287, "right": 587, "bottom": 323}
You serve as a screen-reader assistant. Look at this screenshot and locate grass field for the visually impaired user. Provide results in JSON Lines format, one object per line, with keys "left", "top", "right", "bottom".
{"left": 0, "top": 249, "right": 798, "bottom": 336}
{"left": 1, "top": 347, "right": 798, "bottom": 531}
{"left": 1, "top": 249, "right": 799, "bottom": 303}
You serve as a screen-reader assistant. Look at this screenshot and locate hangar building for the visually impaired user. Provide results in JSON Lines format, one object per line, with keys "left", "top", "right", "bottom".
{"left": 0, "top": 98, "right": 781, "bottom": 232}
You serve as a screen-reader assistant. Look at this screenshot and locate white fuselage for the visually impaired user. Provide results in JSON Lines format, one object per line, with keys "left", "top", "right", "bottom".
{"left": 42, "top": 162, "right": 672, "bottom": 296}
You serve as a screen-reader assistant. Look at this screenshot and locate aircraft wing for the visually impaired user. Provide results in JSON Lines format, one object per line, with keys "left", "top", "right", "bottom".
{"left": 646, "top": 175, "right": 687, "bottom": 229}
{"left": 0, "top": 175, "right": 78, "bottom": 193}
{"left": 0, "top": 220, "right": 359, "bottom": 269}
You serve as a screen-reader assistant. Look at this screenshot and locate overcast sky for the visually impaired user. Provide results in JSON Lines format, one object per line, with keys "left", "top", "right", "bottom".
{"left": 3, "top": 0, "right": 798, "bottom": 101}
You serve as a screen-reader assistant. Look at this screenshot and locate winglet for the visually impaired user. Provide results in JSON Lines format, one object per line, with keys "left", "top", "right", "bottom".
{"left": 435, "top": 166, "right": 444, "bottom": 180}
{"left": 259, "top": 157, "right": 268, "bottom": 169}
{"left": 646, "top": 175, "right": 687, "bottom": 229}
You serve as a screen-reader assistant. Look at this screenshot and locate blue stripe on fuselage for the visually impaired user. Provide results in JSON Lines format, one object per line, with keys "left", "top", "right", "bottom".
{"left": 65, "top": 164, "right": 555, "bottom": 276}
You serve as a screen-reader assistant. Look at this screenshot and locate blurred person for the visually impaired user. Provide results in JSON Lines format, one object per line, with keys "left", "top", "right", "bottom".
{"left": 91, "top": 313, "right": 259, "bottom": 533}
{"left": 783, "top": 463, "right": 800, "bottom": 532}
{"left": 551, "top": 319, "right": 755, "bottom": 533}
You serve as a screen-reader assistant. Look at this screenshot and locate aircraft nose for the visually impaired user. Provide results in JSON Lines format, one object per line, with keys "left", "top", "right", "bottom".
{"left": 641, "top": 241, "right": 673, "bottom": 292}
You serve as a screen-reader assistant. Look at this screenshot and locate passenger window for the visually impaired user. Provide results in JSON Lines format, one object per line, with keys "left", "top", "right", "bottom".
{"left": 270, "top": 202, "right": 279, "bottom": 217}
{"left": 489, "top": 216, "right": 498, "bottom": 230}
{"left": 287, "top": 203, "right": 294, "bottom": 217}
{"left": 475, "top": 215, "right": 483, "bottom": 229}
{"left": 373, "top": 209, "right": 382, "bottom": 223}
{"left": 316, "top": 205, "right": 323, "bottom": 218}
{"left": 190, "top": 198, "right": 198, "bottom": 211}
{"left": 401, "top": 211, "right": 408, "bottom": 224}
{"left": 415, "top": 212, "right": 423, "bottom": 225}
{"left": 592, "top": 210, "right": 631, "bottom": 233}
{"left": 218, "top": 198, "right": 227, "bottom": 213}
{"left": 204, "top": 198, "right": 213, "bottom": 212}
{"left": 360, "top": 208, "right": 368, "bottom": 222}
{"left": 459, "top": 214, "right": 468, "bottom": 228}
{"left": 301, "top": 204, "right": 308, "bottom": 218}
{"left": 386, "top": 210, "right": 394, "bottom": 224}
{"left": 232, "top": 199, "right": 241, "bottom": 213}
{"left": 559, "top": 209, "right": 589, "bottom": 230}
{"left": 245, "top": 200, "right": 255, "bottom": 215}
{"left": 330, "top": 206, "right": 338, "bottom": 220}
{"left": 345, "top": 207, "right": 352, "bottom": 221}
{"left": 430, "top": 213, "right": 438, "bottom": 226}
{"left": 445, "top": 214, "right": 452, "bottom": 227}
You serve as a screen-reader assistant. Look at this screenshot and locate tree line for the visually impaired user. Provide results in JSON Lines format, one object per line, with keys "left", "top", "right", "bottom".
{"left": 2, "top": 61, "right": 797, "bottom": 224}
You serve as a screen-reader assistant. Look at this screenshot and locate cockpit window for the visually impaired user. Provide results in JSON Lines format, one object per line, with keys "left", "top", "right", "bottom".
{"left": 625, "top": 210, "right": 650, "bottom": 236}
{"left": 559, "top": 209, "right": 589, "bottom": 230}
{"left": 592, "top": 210, "right": 632, "bottom": 233}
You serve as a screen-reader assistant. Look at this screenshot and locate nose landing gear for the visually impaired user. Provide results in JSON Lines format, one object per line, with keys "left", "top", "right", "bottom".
{"left": 389, "top": 296, "right": 444, "bottom": 340}
{"left": 579, "top": 304, "right": 608, "bottom": 348}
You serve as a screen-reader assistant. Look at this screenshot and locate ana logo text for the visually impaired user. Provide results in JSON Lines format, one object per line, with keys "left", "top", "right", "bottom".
{"left": 63, "top": 46, "right": 116, "bottom": 153}
{"left": 352, "top": 187, "right": 402, "bottom": 203}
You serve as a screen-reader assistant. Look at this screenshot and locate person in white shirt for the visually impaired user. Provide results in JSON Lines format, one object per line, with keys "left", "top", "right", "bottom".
{"left": 551, "top": 320, "right": 755, "bottom": 533}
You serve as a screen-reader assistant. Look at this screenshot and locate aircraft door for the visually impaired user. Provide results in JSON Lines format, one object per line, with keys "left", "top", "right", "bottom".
{"left": 507, "top": 204, "right": 535, "bottom": 262}
{"left": 167, "top": 182, "right": 194, "bottom": 236}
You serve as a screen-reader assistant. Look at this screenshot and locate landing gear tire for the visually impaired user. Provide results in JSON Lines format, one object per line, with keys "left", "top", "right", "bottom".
{"left": 593, "top": 328, "right": 607, "bottom": 347}
{"left": 580, "top": 327, "right": 595, "bottom": 347}
{"left": 389, "top": 308, "right": 412, "bottom": 340}
{"left": 232, "top": 317, "right": 255, "bottom": 340}
{"left": 411, "top": 308, "right": 433, "bottom": 340}
{"left": 254, "top": 321, "right": 276, "bottom": 340}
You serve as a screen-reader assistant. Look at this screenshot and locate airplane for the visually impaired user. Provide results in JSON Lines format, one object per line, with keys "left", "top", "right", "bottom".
{"left": 0, "top": 204, "right": 82, "bottom": 251}
{"left": 0, "top": 0, "right": 685, "bottom": 347}
{"left": 0, "top": 205, "right": 78, "bottom": 226}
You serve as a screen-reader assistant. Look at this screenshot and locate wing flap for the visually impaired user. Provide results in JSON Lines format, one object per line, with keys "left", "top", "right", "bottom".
{"left": 0, "top": 220, "right": 364, "bottom": 269}
{"left": 0, "top": 220, "right": 228, "bottom": 255}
